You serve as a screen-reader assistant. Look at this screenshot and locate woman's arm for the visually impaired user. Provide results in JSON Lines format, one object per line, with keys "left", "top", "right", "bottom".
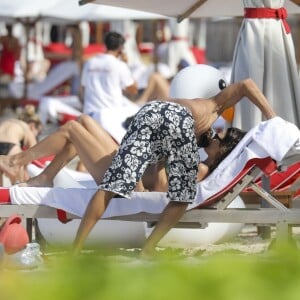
{"left": 213, "top": 78, "right": 276, "bottom": 120}
{"left": 19, "top": 121, "right": 37, "bottom": 148}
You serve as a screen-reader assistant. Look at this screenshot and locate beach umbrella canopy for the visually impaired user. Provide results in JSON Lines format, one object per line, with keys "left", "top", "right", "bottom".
{"left": 81, "top": 0, "right": 300, "bottom": 20}
{"left": 0, "top": 0, "right": 165, "bottom": 24}
{"left": 42, "top": 1, "right": 166, "bottom": 24}
{"left": 0, "top": 0, "right": 60, "bottom": 22}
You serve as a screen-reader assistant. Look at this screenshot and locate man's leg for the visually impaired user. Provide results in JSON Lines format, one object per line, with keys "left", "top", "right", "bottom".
{"left": 73, "top": 190, "right": 115, "bottom": 254}
{"left": 140, "top": 201, "right": 188, "bottom": 258}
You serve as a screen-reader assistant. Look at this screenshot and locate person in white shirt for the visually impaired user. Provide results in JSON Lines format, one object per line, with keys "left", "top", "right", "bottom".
{"left": 80, "top": 31, "right": 140, "bottom": 146}
{"left": 81, "top": 31, "right": 139, "bottom": 116}
{"left": 81, "top": 31, "right": 172, "bottom": 144}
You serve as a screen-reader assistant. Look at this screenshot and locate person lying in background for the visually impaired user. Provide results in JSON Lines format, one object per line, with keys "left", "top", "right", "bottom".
{"left": 0, "top": 105, "right": 42, "bottom": 185}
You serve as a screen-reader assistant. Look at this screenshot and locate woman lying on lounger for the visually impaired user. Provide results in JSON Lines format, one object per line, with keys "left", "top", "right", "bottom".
{"left": 0, "top": 105, "right": 42, "bottom": 185}
{"left": 0, "top": 78, "right": 276, "bottom": 257}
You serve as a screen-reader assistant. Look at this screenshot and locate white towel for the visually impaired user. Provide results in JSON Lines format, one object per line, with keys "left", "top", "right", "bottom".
{"left": 10, "top": 187, "right": 168, "bottom": 218}
{"left": 9, "top": 117, "right": 300, "bottom": 217}
{"left": 90, "top": 105, "right": 139, "bottom": 144}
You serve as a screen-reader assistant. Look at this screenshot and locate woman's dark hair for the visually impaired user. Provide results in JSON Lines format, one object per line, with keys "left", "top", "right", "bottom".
{"left": 104, "top": 31, "right": 125, "bottom": 51}
{"left": 209, "top": 127, "right": 247, "bottom": 172}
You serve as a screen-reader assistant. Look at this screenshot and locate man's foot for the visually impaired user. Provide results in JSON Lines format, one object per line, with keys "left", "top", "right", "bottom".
{"left": 139, "top": 246, "right": 156, "bottom": 260}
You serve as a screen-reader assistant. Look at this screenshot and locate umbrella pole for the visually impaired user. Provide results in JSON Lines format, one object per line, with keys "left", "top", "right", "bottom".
{"left": 177, "top": 0, "right": 207, "bottom": 23}
{"left": 21, "top": 18, "right": 40, "bottom": 100}
{"left": 152, "top": 20, "right": 160, "bottom": 72}
{"left": 291, "top": 0, "right": 300, "bottom": 5}
{"left": 22, "top": 19, "right": 31, "bottom": 100}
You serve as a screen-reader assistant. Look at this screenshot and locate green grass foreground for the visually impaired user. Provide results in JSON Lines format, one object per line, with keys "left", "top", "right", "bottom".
{"left": 1, "top": 246, "right": 300, "bottom": 300}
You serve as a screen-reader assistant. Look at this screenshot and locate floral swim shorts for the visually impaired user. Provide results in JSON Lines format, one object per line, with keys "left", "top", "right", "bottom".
{"left": 98, "top": 101, "right": 200, "bottom": 203}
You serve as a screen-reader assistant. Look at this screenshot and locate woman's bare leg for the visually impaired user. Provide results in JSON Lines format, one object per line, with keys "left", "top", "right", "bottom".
{"left": 57, "top": 116, "right": 118, "bottom": 184}
{"left": 22, "top": 142, "right": 77, "bottom": 187}
{"left": 76, "top": 160, "right": 87, "bottom": 172}
{"left": 23, "top": 115, "right": 118, "bottom": 186}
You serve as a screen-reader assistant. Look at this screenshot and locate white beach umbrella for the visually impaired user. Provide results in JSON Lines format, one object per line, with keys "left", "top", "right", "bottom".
{"left": 42, "top": 1, "right": 166, "bottom": 24}
{"left": 0, "top": 0, "right": 165, "bottom": 24}
{"left": 0, "top": 0, "right": 60, "bottom": 22}
{"left": 80, "top": 0, "right": 300, "bottom": 20}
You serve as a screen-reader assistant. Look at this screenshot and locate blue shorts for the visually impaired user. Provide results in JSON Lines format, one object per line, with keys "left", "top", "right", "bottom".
{"left": 98, "top": 101, "right": 200, "bottom": 203}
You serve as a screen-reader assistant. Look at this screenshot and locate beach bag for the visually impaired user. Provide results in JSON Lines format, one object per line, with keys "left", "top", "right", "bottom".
{"left": 0, "top": 215, "right": 29, "bottom": 254}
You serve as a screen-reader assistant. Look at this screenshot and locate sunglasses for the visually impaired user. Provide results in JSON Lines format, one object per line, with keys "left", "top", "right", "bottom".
{"left": 213, "top": 132, "right": 222, "bottom": 142}
{"left": 197, "top": 128, "right": 223, "bottom": 148}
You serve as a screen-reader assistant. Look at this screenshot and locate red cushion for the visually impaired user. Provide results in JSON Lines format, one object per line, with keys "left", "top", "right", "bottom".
{"left": 0, "top": 188, "right": 11, "bottom": 203}
{"left": 83, "top": 43, "right": 105, "bottom": 56}
{"left": 43, "top": 43, "right": 71, "bottom": 55}
{"left": 57, "top": 112, "right": 78, "bottom": 125}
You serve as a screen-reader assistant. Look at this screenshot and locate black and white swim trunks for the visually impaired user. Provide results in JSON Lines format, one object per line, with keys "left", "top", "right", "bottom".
{"left": 98, "top": 101, "right": 200, "bottom": 203}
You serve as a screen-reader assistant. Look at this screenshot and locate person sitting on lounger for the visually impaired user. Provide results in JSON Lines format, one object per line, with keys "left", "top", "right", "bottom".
{"left": 0, "top": 78, "right": 276, "bottom": 257}
{"left": 0, "top": 105, "right": 42, "bottom": 185}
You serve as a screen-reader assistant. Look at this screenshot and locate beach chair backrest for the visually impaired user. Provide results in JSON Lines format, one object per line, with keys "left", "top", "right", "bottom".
{"left": 196, "top": 157, "right": 277, "bottom": 209}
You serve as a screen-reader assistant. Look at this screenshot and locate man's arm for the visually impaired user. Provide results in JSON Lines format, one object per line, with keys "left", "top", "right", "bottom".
{"left": 119, "top": 53, "right": 138, "bottom": 97}
{"left": 213, "top": 78, "right": 276, "bottom": 120}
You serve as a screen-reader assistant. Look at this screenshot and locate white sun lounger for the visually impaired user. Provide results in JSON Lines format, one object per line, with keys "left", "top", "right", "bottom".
{"left": 0, "top": 156, "right": 298, "bottom": 245}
